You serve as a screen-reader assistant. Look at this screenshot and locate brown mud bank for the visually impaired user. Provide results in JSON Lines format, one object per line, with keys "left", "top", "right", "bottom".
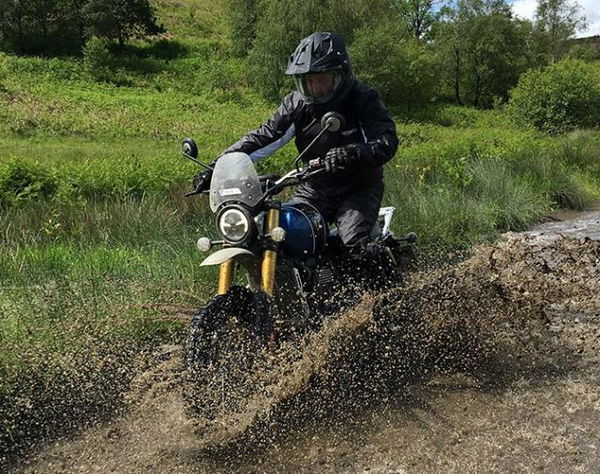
{"left": 12, "top": 210, "right": 600, "bottom": 473}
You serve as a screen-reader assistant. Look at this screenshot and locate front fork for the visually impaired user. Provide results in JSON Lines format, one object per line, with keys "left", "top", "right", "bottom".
{"left": 261, "top": 208, "right": 280, "bottom": 297}
{"left": 216, "top": 208, "right": 280, "bottom": 297}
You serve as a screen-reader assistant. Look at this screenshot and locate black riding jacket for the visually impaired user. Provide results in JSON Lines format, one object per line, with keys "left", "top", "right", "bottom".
{"left": 222, "top": 80, "right": 399, "bottom": 198}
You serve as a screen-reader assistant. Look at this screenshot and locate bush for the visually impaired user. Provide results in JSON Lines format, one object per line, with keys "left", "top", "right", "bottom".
{"left": 83, "top": 37, "right": 114, "bottom": 82}
{"left": 0, "top": 160, "right": 59, "bottom": 207}
{"left": 351, "top": 22, "right": 439, "bottom": 111}
{"left": 566, "top": 44, "right": 600, "bottom": 62}
{"left": 83, "top": 37, "right": 146, "bottom": 86}
{"left": 0, "top": 53, "right": 8, "bottom": 89}
{"left": 508, "top": 59, "right": 600, "bottom": 134}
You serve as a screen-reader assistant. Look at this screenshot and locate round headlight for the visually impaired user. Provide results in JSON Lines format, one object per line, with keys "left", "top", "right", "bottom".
{"left": 218, "top": 208, "right": 250, "bottom": 242}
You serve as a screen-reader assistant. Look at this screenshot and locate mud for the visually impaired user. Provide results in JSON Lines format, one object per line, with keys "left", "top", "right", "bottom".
{"left": 11, "top": 210, "right": 600, "bottom": 473}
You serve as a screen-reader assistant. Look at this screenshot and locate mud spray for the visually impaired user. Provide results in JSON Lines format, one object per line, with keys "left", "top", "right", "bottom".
{"left": 11, "top": 213, "right": 600, "bottom": 473}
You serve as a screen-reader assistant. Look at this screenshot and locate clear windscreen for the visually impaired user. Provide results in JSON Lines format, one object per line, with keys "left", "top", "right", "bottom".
{"left": 209, "top": 152, "right": 262, "bottom": 212}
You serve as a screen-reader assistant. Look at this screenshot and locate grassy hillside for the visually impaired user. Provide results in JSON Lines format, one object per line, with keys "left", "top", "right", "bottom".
{"left": 153, "top": 0, "right": 229, "bottom": 40}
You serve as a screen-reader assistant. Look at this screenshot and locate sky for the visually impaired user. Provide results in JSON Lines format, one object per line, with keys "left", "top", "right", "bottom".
{"left": 510, "top": 0, "right": 600, "bottom": 38}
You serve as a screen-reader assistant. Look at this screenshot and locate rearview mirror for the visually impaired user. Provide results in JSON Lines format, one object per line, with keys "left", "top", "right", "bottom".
{"left": 320, "top": 112, "right": 345, "bottom": 133}
{"left": 182, "top": 138, "right": 198, "bottom": 159}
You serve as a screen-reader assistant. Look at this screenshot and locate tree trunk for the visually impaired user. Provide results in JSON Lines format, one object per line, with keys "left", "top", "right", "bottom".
{"left": 454, "top": 46, "right": 463, "bottom": 106}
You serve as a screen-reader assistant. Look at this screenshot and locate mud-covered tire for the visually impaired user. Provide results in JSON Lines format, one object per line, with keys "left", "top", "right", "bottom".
{"left": 184, "top": 286, "right": 260, "bottom": 418}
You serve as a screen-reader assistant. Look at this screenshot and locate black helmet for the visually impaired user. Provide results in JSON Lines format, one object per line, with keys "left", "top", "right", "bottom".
{"left": 285, "top": 32, "right": 354, "bottom": 105}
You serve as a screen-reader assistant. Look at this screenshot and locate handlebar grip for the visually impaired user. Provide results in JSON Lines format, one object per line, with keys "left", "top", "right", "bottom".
{"left": 308, "top": 158, "right": 324, "bottom": 171}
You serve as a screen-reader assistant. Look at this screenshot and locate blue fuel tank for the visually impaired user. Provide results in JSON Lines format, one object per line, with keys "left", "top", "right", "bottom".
{"left": 279, "top": 203, "right": 328, "bottom": 258}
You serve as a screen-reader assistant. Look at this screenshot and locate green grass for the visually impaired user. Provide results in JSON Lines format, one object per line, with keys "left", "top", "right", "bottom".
{"left": 153, "top": 0, "right": 229, "bottom": 40}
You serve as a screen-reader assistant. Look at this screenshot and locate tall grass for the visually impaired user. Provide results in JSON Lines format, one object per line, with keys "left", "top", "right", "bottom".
{"left": 385, "top": 126, "right": 599, "bottom": 247}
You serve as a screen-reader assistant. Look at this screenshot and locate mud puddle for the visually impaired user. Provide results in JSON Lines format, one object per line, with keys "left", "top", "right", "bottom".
{"left": 12, "top": 211, "right": 600, "bottom": 473}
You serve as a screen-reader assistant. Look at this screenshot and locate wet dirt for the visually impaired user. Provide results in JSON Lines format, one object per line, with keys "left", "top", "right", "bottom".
{"left": 11, "top": 210, "right": 600, "bottom": 473}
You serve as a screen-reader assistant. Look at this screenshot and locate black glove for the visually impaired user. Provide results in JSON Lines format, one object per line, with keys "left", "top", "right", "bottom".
{"left": 192, "top": 169, "right": 213, "bottom": 193}
{"left": 323, "top": 146, "right": 358, "bottom": 174}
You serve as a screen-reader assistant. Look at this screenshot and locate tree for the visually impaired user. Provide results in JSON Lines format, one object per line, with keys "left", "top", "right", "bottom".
{"left": 535, "top": 0, "right": 587, "bottom": 63}
{"left": 83, "top": 0, "right": 164, "bottom": 48}
{"left": 436, "top": 0, "right": 532, "bottom": 107}
{"left": 0, "top": 0, "right": 86, "bottom": 54}
{"left": 0, "top": 0, "right": 163, "bottom": 55}
{"left": 392, "top": 0, "right": 439, "bottom": 39}
{"left": 351, "top": 21, "right": 439, "bottom": 110}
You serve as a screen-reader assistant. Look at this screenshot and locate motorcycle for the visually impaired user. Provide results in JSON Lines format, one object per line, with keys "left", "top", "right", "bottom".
{"left": 181, "top": 113, "right": 416, "bottom": 416}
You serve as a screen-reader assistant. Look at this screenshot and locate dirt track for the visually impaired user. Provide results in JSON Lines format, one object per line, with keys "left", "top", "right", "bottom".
{"left": 13, "top": 210, "right": 600, "bottom": 473}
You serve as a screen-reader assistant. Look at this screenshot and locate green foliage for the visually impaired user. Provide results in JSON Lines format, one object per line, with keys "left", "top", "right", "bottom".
{"left": 391, "top": 0, "right": 438, "bottom": 39}
{"left": 0, "top": 52, "right": 8, "bottom": 89}
{"left": 83, "top": 37, "right": 114, "bottom": 82}
{"left": 0, "top": 0, "right": 164, "bottom": 56}
{"left": 152, "top": 0, "right": 229, "bottom": 40}
{"left": 82, "top": 37, "right": 189, "bottom": 85}
{"left": 227, "top": 0, "right": 258, "bottom": 57}
{"left": 0, "top": 0, "right": 85, "bottom": 54}
{"left": 386, "top": 122, "right": 597, "bottom": 246}
{"left": 565, "top": 43, "right": 600, "bottom": 62}
{"left": 0, "top": 159, "right": 59, "bottom": 207}
{"left": 83, "top": 0, "right": 165, "bottom": 47}
{"left": 246, "top": 0, "right": 389, "bottom": 98}
{"left": 436, "top": 0, "right": 532, "bottom": 108}
{"left": 534, "top": 0, "right": 588, "bottom": 63}
{"left": 351, "top": 22, "right": 438, "bottom": 110}
{"left": 508, "top": 59, "right": 600, "bottom": 134}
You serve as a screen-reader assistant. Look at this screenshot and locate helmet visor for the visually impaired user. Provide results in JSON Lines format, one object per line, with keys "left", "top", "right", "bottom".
{"left": 294, "top": 69, "right": 343, "bottom": 104}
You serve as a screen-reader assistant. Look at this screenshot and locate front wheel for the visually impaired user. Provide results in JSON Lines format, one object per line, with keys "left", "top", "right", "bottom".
{"left": 184, "top": 286, "right": 263, "bottom": 419}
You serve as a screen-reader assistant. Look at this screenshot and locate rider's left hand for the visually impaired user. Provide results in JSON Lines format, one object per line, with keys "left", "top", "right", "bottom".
{"left": 323, "top": 146, "right": 358, "bottom": 174}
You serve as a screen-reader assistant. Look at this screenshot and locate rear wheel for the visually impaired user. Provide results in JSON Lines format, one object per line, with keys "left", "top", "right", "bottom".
{"left": 184, "top": 286, "right": 262, "bottom": 419}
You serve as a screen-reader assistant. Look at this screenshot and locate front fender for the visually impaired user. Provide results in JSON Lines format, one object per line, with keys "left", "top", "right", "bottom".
{"left": 200, "top": 248, "right": 259, "bottom": 267}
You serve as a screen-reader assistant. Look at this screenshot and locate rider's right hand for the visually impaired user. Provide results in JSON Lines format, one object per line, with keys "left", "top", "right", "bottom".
{"left": 192, "top": 169, "right": 213, "bottom": 193}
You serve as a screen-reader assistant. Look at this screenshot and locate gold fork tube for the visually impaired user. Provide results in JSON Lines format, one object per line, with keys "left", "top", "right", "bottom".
{"left": 217, "top": 259, "right": 235, "bottom": 295}
{"left": 261, "top": 209, "right": 280, "bottom": 297}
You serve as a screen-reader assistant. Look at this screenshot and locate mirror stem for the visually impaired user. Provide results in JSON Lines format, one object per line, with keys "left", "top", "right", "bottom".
{"left": 183, "top": 152, "right": 213, "bottom": 171}
{"left": 293, "top": 124, "right": 331, "bottom": 169}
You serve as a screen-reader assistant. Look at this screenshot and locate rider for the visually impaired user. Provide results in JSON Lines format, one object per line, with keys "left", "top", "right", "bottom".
{"left": 194, "top": 32, "right": 399, "bottom": 252}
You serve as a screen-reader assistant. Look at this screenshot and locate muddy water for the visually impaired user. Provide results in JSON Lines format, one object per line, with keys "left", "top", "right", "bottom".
{"left": 13, "top": 211, "right": 600, "bottom": 473}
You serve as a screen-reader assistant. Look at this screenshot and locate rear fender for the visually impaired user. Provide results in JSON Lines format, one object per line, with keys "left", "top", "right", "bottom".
{"left": 371, "top": 206, "right": 396, "bottom": 240}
